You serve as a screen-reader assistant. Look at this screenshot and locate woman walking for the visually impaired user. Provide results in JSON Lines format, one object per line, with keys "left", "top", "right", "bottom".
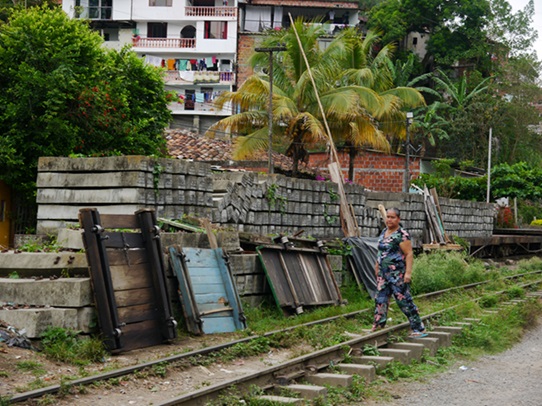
{"left": 372, "top": 208, "right": 427, "bottom": 337}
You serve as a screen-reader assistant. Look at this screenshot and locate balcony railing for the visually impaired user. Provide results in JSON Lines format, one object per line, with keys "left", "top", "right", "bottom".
{"left": 185, "top": 6, "right": 237, "bottom": 17}
{"left": 133, "top": 37, "right": 196, "bottom": 48}
{"left": 165, "top": 70, "right": 235, "bottom": 84}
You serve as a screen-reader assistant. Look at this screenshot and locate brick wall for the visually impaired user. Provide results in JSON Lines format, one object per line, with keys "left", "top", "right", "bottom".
{"left": 308, "top": 150, "right": 420, "bottom": 193}
{"left": 237, "top": 34, "right": 260, "bottom": 88}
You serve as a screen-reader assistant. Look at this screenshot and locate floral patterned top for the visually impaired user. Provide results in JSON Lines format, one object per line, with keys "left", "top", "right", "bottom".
{"left": 377, "top": 227, "right": 411, "bottom": 275}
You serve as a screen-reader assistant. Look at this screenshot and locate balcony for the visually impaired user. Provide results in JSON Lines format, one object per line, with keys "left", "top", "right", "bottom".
{"left": 133, "top": 37, "right": 196, "bottom": 49}
{"left": 185, "top": 6, "right": 237, "bottom": 18}
{"left": 165, "top": 70, "right": 235, "bottom": 85}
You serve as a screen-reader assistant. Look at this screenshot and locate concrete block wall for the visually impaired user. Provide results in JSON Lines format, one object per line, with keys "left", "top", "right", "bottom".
{"left": 36, "top": 156, "right": 214, "bottom": 234}
{"left": 34, "top": 156, "right": 494, "bottom": 243}
{"left": 365, "top": 191, "right": 494, "bottom": 243}
{"left": 213, "top": 172, "right": 367, "bottom": 238}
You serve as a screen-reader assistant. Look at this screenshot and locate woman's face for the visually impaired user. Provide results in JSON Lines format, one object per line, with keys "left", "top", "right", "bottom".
{"left": 386, "top": 210, "right": 400, "bottom": 229}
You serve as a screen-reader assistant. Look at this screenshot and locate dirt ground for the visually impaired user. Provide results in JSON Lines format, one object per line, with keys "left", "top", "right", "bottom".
{"left": 0, "top": 332, "right": 307, "bottom": 405}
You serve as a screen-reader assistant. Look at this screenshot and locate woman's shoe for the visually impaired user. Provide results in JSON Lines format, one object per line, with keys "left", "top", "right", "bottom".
{"left": 409, "top": 330, "right": 428, "bottom": 338}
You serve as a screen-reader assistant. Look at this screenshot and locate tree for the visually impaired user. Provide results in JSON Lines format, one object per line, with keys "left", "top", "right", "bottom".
{"left": 0, "top": 6, "right": 171, "bottom": 199}
{"left": 487, "top": 0, "right": 538, "bottom": 59}
{"left": 369, "top": 0, "right": 493, "bottom": 70}
{"left": 209, "top": 23, "right": 425, "bottom": 179}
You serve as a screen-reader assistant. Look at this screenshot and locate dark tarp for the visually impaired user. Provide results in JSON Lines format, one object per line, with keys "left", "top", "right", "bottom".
{"left": 344, "top": 237, "right": 379, "bottom": 299}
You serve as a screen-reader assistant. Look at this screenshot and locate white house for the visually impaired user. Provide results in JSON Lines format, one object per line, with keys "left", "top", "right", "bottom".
{"left": 62, "top": 0, "right": 238, "bottom": 132}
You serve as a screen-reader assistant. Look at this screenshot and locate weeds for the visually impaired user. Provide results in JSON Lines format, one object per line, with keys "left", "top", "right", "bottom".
{"left": 40, "top": 327, "right": 106, "bottom": 365}
{"left": 16, "top": 361, "right": 46, "bottom": 376}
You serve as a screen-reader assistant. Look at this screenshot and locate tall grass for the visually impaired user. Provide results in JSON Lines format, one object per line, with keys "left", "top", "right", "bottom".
{"left": 412, "top": 251, "right": 489, "bottom": 295}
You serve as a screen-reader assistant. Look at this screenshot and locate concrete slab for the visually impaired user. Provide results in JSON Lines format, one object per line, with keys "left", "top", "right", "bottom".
{"left": 433, "top": 326, "right": 463, "bottom": 337}
{"left": 0, "top": 278, "right": 92, "bottom": 307}
{"left": 378, "top": 348, "right": 412, "bottom": 364}
{"left": 388, "top": 342, "right": 425, "bottom": 360}
{"left": 426, "top": 331, "right": 452, "bottom": 347}
{"left": 350, "top": 355, "right": 394, "bottom": 369}
{"left": 0, "top": 252, "right": 88, "bottom": 269}
{"left": 57, "top": 229, "right": 85, "bottom": 250}
{"left": 406, "top": 337, "right": 439, "bottom": 356}
{"left": 284, "top": 384, "right": 327, "bottom": 400}
{"left": 305, "top": 373, "right": 352, "bottom": 388}
{"left": 0, "top": 308, "right": 79, "bottom": 338}
{"left": 451, "top": 321, "right": 472, "bottom": 328}
{"left": 256, "top": 395, "right": 302, "bottom": 404}
{"left": 337, "top": 364, "right": 376, "bottom": 382}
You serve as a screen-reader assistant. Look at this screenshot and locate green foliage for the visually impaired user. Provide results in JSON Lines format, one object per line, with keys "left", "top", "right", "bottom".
{"left": 0, "top": 6, "right": 170, "bottom": 201}
{"left": 478, "top": 294, "right": 499, "bottom": 308}
{"left": 411, "top": 251, "right": 488, "bottom": 295}
{"left": 40, "top": 327, "right": 106, "bottom": 365}
{"left": 414, "top": 161, "right": 542, "bottom": 203}
{"left": 455, "top": 300, "right": 541, "bottom": 353}
{"left": 265, "top": 183, "right": 287, "bottom": 213}
{"left": 8, "top": 271, "right": 19, "bottom": 279}
{"left": 16, "top": 361, "right": 46, "bottom": 376}
{"left": 505, "top": 285, "right": 525, "bottom": 300}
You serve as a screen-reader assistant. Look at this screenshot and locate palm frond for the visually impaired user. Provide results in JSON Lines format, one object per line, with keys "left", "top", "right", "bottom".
{"left": 232, "top": 127, "right": 270, "bottom": 160}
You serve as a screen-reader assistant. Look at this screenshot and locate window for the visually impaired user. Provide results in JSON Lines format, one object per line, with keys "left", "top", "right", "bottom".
{"left": 88, "top": 0, "right": 112, "bottom": 19}
{"left": 149, "top": 0, "right": 172, "bottom": 6}
{"left": 204, "top": 22, "right": 227, "bottom": 39}
{"left": 148, "top": 23, "right": 168, "bottom": 38}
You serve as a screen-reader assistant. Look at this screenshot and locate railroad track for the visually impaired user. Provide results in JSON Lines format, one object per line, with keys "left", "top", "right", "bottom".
{"left": 9, "top": 273, "right": 542, "bottom": 405}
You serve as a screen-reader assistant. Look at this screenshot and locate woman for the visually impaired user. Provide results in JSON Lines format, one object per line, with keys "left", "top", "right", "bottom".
{"left": 372, "top": 208, "right": 427, "bottom": 337}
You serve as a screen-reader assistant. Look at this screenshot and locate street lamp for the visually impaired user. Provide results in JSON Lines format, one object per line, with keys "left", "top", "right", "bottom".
{"left": 255, "top": 45, "right": 286, "bottom": 174}
{"left": 403, "top": 112, "right": 414, "bottom": 193}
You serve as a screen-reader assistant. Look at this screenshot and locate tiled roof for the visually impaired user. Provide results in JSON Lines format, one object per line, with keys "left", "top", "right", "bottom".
{"left": 165, "top": 128, "right": 316, "bottom": 174}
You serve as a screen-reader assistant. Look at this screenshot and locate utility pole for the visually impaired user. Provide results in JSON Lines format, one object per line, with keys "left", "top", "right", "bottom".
{"left": 255, "top": 46, "right": 286, "bottom": 174}
{"left": 487, "top": 127, "right": 492, "bottom": 203}
{"left": 403, "top": 112, "right": 414, "bottom": 193}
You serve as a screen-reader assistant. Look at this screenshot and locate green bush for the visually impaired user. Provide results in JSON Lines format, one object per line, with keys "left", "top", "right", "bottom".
{"left": 411, "top": 251, "right": 488, "bottom": 295}
{"left": 40, "top": 327, "right": 106, "bottom": 365}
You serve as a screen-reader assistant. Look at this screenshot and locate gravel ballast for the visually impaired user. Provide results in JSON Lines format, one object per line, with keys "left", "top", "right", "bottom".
{"left": 368, "top": 321, "right": 542, "bottom": 406}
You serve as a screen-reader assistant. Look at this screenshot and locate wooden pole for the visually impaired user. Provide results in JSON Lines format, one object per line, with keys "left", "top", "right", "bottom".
{"left": 287, "top": 13, "right": 359, "bottom": 237}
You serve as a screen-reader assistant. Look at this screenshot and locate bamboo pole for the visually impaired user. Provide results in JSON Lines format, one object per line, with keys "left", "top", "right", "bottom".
{"left": 287, "top": 13, "right": 359, "bottom": 237}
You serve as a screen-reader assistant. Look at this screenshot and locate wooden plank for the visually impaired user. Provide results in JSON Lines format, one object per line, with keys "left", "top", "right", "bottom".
{"left": 117, "top": 303, "right": 160, "bottom": 324}
{"left": 201, "top": 316, "right": 237, "bottom": 334}
{"left": 100, "top": 214, "right": 141, "bottom": 229}
{"left": 202, "top": 219, "right": 218, "bottom": 249}
{"left": 328, "top": 162, "right": 359, "bottom": 238}
{"left": 114, "top": 287, "right": 155, "bottom": 307}
{"left": 104, "top": 233, "right": 145, "bottom": 249}
{"left": 118, "top": 319, "right": 165, "bottom": 352}
{"left": 107, "top": 249, "right": 147, "bottom": 266}
{"left": 110, "top": 263, "right": 153, "bottom": 291}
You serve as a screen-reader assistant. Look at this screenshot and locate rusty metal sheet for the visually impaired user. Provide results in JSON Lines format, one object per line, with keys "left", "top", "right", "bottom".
{"left": 256, "top": 242, "right": 342, "bottom": 316}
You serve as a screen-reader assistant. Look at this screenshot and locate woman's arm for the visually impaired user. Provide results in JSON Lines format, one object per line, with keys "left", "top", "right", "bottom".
{"left": 399, "top": 239, "right": 413, "bottom": 283}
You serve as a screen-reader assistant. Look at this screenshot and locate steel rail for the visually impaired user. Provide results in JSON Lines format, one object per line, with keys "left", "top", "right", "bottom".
{"left": 157, "top": 278, "right": 542, "bottom": 405}
{"left": 9, "top": 271, "right": 542, "bottom": 404}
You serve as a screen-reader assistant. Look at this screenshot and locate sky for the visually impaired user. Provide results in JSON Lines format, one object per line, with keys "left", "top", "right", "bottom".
{"left": 508, "top": 0, "right": 542, "bottom": 58}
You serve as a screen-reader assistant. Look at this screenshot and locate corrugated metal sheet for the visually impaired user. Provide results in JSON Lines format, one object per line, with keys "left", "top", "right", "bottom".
{"left": 256, "top": 242, "right": 342, "bottom": 316}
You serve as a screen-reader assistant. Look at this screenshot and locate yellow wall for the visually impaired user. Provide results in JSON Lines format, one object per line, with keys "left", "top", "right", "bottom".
{"left": 0, "top": 181, "right": 11, "bottom": 249}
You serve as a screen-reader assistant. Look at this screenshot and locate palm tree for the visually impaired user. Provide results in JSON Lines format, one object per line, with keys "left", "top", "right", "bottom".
{"left": 332, "top": 29, "right": 426, "bottom": 178}
{"left": 208, "top": 21, "right": 425, "bottom": 179}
